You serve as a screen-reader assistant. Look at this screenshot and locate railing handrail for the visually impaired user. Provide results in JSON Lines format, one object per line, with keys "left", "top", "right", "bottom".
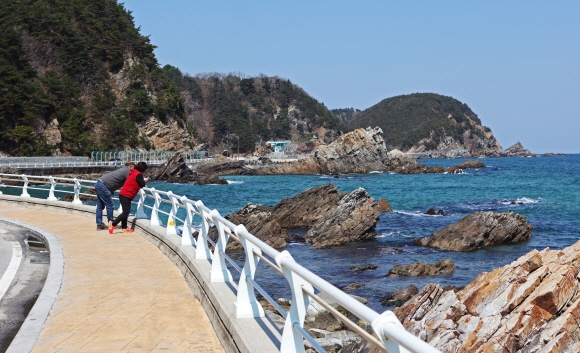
{"left": 0, "top": 173, "right": 440, "bottom": 353}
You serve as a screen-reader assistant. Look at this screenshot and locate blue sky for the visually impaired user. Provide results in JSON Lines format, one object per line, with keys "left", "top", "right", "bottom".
{"left": 123, "top": 1, "right": 579, "bottom": 153}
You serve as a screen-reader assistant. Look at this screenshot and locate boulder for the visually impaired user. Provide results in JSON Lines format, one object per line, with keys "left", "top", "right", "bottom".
{"left": 145, "top": 153, "right": 197, "bottom": 183}
{"left": 386, "top": 259, "right": 455, "bottom": 277}
{"left": 305, "top": 187, "right": 381, "bottom": 248}
{"left": 341, "top": 282, "right": 365, "bottom": 291}
{"left": 287, "top": 234, "right": 306, "bottom": 243}
{"left": 376, "top": 198, "right": 392, "bottom": 212}
{"left": 213, "top": 183, "right": 382, "bottom": 249}
{"left": 394, "top": 241, "right": 580, "bottom": 352}
{"left": 381, "top": 285, "right": 419, "bottom": 307}
{"left": 194, "top": 156, "right": 248, "bottom": 175}
{"left": 195, "top": 174, "right": 228, "bottom": 185}
{"left": 426, "top": 208, "right": 445, "bottom": 215}
{"left": 349, "top": 264, "right": 378, "bottom": 272}
{"left": 416, "top": 211, "right": 532, "bottom": 251}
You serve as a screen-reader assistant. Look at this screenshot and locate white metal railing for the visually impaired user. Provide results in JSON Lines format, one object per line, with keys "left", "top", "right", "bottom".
{"left": 0, "top": 173, "right": 440, "bottom": 353}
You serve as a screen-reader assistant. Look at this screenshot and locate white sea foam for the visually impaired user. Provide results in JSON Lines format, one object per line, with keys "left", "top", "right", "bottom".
{"left": 226, "top": 180, "right": 244, "bottom": 184}
{"left": 393, "top": 210, "right": 443, "bottom": 217}
{"left": 377, "top": 231, "right": 414, "bottom": 239}
{"left": 369, "top": 171, "right": 383, "bottom": 174}
{"left": 499, "top": 197, "right": 540, "bottom": 205}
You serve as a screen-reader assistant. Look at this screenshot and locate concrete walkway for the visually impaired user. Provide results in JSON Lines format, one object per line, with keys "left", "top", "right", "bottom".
{"left": 0, "top": 205, "right": 224, "bottom": 353}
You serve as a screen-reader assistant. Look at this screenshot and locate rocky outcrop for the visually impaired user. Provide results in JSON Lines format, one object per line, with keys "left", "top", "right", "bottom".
{"left": 349, "top": 264, "right": 378, "bottom": 272}
{"left": 416, "top": 211, "right": 532, "bottom": 251}
{"left": 381, "top": 285, "right": 419, "bottom": 307}
{"left": 212, "top": 183, "right": 382, "bottom": 249}
{"left": 193, "top": 156, "right": 247, "bottom": 176}
{"left": 505, "top": 141, "right": 536, "bottom": 157}
{"left": 195, "top": 174, "right": 228, "bottom": 185}
{"left": 145, "top": 153, "right": 197, "bottom": 183}
{"left": 395, "top": 241, "right": 580, "bottom": 352}
{"left": 444, "top": 160, "right": 485, "bottom": 174}
{"left": 386, "top": 259, "right": 455, "bottom": 277}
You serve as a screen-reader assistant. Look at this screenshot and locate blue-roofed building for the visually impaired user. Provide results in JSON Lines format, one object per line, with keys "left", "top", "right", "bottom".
{"left": 266, "top": 140, "right": 291, "bottom": 152}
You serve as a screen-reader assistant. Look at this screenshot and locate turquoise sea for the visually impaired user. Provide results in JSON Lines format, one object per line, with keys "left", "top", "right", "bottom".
{"left": 5, "top": 155, "right": 579, "bottom": 311}
{"left": 150, "top": 155, "right": 580, "bottom": 310}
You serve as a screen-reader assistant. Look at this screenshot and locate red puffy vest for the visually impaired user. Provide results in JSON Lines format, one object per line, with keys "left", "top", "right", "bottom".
{"left": 120, "top": 169, "right": 142, "bottom": 200}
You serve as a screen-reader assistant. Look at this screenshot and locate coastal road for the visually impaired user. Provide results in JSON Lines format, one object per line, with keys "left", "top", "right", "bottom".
{"left": 0, "top": 222, "right": 49, "bottom": 352}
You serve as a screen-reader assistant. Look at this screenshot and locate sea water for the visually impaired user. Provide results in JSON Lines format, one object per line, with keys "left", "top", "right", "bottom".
{"left": 148, "top": 155, "right": 580, "bottom": 310}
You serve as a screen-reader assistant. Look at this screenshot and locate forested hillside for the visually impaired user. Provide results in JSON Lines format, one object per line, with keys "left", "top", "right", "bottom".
{"left": 0, "top": 0, "right": 186, "bottom": 156}
{"left": 341, "top": 93, "right": 501, "bottom": 156}
{"left": 0, "top": 0, "right": 342, "bottom": 157}
{"left": 162, "top": 66, "right": 342, "bottom": 153}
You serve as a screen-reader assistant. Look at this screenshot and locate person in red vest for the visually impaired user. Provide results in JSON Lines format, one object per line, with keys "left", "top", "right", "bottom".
{"left": 109, "top": 162, "right": 149, "bottom": 233}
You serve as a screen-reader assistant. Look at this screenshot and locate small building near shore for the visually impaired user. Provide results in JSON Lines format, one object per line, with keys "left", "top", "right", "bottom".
{"left": 266, "top": 140, "right": 291, "bottom": 153}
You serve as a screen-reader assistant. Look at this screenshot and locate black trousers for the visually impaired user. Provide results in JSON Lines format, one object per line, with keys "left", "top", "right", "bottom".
{"left": 112, "top": 195, "right": 132, "bottom": 229}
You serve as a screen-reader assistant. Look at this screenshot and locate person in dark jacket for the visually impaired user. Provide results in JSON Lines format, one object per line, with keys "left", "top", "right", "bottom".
{"left": 109, "top": 162, "right": 149, "bottom": 233}
{"left": 95, "top": 162, "right": 134, "bottom": 231}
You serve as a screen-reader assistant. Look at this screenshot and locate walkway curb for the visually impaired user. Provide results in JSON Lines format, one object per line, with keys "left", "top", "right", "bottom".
{"left": 0, "top": 217, "right": 64, "bottom": 353}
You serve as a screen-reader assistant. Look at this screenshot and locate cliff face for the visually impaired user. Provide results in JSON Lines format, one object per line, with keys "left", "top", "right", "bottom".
{"left": 395, "top": 241, "right": 580, "bottom": 352}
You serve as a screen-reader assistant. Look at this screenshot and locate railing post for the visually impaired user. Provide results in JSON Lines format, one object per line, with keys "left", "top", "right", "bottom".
{"left": 21, "top": 175, "right": 30, "bottom": 197}
{"left": 166, "top": 191, "right": 181, "bottom": 235}
{"left": 276, "top": 250, "right": 314, "bottom": 353}
{"left": 181, "top": 197, "right": 196, "bottom": 246}
{"left": 47, "top": 177, "right": 57, "bottom": 201}
{"left": 209, "top": 210, "right": 233, "bottom": 283}
{"left": 72, "top": 178, "right": 82, "bottom": 205}
{"left": 135, "top": 189, "right": 148, "bottom": 219}
{"left": 195, "top": 201, "right": 213, "bottom": 260}
{"left": 371, "top": 311, "right": 412, "bottom": 353}
{"left": 150, "top": 188, "right": 162, "bottom": 226}
{"left": 234, "top": 225, "right": 265, "bottom": 319}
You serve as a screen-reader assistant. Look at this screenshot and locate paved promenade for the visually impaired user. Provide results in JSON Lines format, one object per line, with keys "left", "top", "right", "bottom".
{"left": 0, "top": 205, "right": 224, "bottom": 353}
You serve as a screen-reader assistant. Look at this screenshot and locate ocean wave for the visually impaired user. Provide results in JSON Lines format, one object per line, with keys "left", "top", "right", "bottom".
{"left": 376, "top": 231, "right": 414, "bottom": 238}
{"left": 226, "top": 180, "right": 244, "bottom": 184}
{"left": 393, "top": 210, "right": 444, "bottom": 217}
{"left": 499, "top": 197, "right": 541, "bottom": 205}
{"left": 369, "top": 171, "right": 383, "bottom": 174}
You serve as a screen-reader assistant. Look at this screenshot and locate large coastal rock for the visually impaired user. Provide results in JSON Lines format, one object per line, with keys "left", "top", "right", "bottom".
{"left": 145, "top": 153, "right": 197, "bottom": 183}
{"left": 505, "top": 141, "right": 536, "bottom": 157}
{"left": 305, "top": 188, "right": 381, "bottom": 248}
{"left": 213, "top": 183, "right": 383, "bottom": 249}
{"left": 395, "top": 241, "right": 580, "bottom": 352}
{"left": 416, "top": 211, "right": 532, "bottom": 251}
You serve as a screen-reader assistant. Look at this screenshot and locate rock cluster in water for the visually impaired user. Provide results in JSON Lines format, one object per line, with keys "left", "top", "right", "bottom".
{"left": 395, "top": 240, "right": 580, "bottom": 352}
{"left": 386, "top": 259, "right": 455, "bottom": 277}
{"left": 416, "top": 211, "right": 532, "bottom": 251}
{"left": 210, "top": 183, "right": 386, "bottom": 249}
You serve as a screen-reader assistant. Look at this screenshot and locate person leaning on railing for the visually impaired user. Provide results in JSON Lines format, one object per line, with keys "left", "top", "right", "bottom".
{"left": 95, "top": 161, "right": 135, "bottom": 231}
{"left": 109, "top": 162, "right": 149, "bottom": 233}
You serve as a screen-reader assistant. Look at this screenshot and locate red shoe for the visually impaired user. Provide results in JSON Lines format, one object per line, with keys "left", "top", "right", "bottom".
{"left": 123, "top": 228, "right": 134, "bottom": 233}
{"left": 108, "top": 221, "right": 114, "bottom": 234}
